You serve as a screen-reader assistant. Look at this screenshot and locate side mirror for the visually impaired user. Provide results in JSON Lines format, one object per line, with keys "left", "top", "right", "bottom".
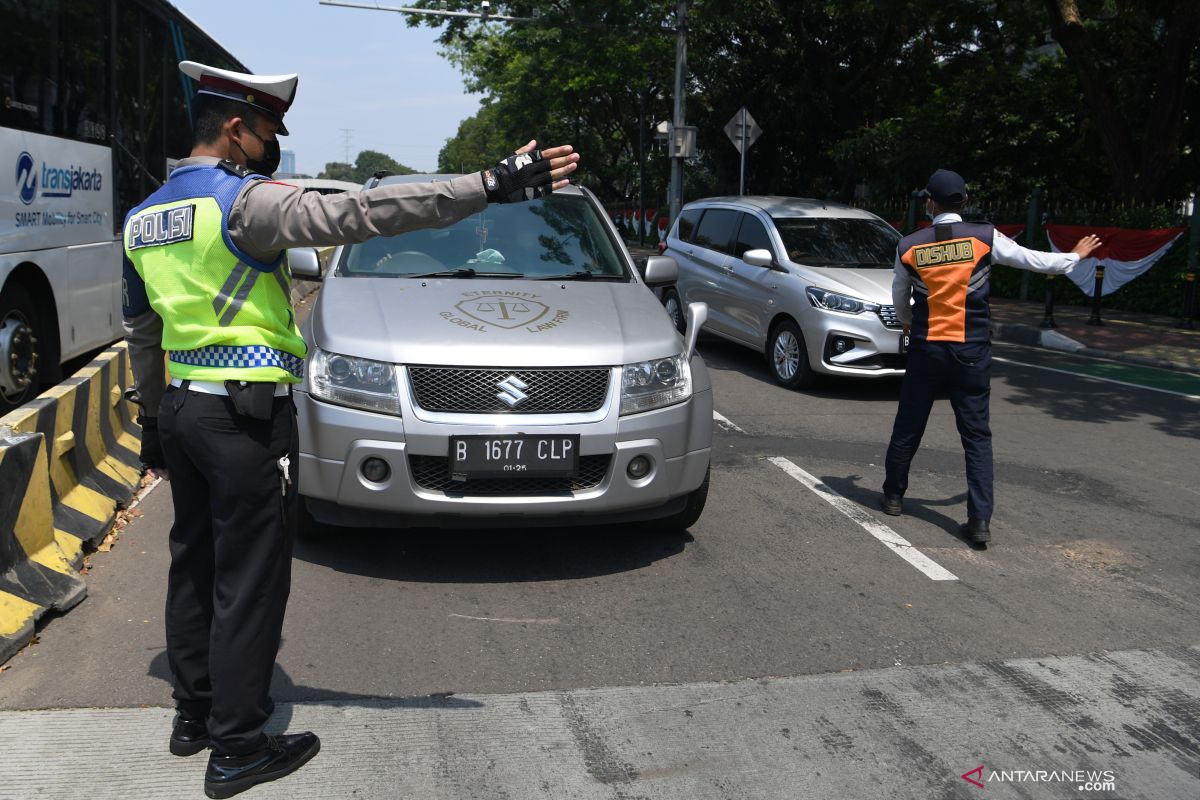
{"left": 289, "top": 247, "right": 322, "bottom": 281}
{"left": 684, "top": 302, "right": 707, "bottom": 360}
{"left": 642, "top": 255, "right": 679, "bottom": 287}
{"left": 742, "top": 248, "right": 774, "bottom": 268}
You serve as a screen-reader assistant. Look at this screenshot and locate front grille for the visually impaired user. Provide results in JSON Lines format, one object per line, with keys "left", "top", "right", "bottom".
{"left": 408, "top": 367, "right": 610, "bottom": 414}
{"left": 409, "top": 455, "right": 611, "bottom": 495}
{"left": 877, "top": 305, "right": 902, "bottom": 329}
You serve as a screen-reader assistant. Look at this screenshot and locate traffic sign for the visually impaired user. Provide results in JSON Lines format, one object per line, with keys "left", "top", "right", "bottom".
{"left": 724, "top": 107, "right": 762, "bottom": 154}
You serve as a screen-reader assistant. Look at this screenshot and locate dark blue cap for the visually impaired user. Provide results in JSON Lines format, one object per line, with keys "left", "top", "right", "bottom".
{"left": 921, "top": 169, "right": 967, "bottom": 205}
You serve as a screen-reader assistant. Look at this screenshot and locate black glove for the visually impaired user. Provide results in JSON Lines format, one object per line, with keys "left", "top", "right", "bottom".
{"left": 138, "top": 415, "right": 166, "bottom": 470}
{"left": 482, "top": 150, "right": 553, "bottom": 203}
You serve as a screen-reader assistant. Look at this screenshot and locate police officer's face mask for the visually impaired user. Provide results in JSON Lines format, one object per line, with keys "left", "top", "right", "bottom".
{"left": 237, "top": 124, "right": 281, "bottom": 176}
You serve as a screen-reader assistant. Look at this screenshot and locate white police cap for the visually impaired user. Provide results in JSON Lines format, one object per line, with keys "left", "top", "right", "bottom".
{"left": 179, "top": 61, "right": 298, "bottom": 135}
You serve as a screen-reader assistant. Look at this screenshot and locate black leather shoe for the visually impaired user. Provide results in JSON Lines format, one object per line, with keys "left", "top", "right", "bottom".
{"left": 170, "top": 715, "right": 210, "bottom": 757}
{"left": 204, "top": 732, "right": 320, "bottom": 799}
{"left": 170, "top": 698, "right": 276, "bottom": 757}
{"left": 879, "top": 494, "right": 903, "bottom": 516}
{"left": 960, "top": 518, "right": 991, "bottom": 545}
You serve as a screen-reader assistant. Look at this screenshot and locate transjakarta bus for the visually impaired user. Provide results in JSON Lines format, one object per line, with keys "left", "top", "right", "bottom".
{"left": 0, "top": 0, "right": 247, "bottom": 412}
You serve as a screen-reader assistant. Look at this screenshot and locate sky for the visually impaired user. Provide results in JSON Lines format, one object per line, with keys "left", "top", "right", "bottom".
{"left": 170, "top": 0, "right": 483, "bottom": 175}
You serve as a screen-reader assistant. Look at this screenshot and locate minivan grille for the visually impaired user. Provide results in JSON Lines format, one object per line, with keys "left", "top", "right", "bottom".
{"left": 408, "top": 367, "right": 610, "bottom": 414}
{"left": 409, "top": 454, "right": 611, "bottom": 495}
{"left": 877, "top": 305, "right": 902, "bottom": 329}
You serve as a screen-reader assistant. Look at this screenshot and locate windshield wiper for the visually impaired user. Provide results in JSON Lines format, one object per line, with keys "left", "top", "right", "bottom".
{"left": 405, "top": 268, "right": 524, "bottom": 279}
{"left": 533, "top": 271, "right": 623, "bottom": 281}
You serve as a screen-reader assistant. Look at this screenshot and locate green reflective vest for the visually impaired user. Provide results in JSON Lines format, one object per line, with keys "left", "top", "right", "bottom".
{"left": 123, "top": 163, "right": 306, "bottom": 383}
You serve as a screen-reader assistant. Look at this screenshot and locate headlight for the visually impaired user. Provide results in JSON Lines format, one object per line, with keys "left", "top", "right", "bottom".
{"left": 806, "top": 286, "right": 880, "bottom": 315}
{"left": 309, "top": 348, "right": 402, "bottom": 416}
{"left": 621, "top": 353, "right": 692, "bottom": 415}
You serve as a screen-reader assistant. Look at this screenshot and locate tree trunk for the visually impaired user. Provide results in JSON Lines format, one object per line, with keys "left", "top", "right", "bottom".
{"left": 1044, "top": 0, "right": 1200, "bottom": 200}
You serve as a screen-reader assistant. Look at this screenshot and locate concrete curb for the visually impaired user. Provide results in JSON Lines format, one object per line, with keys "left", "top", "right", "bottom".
{"left": 0, "top": 432, "right": 87, "bottom": 665}
{"left": 0, "top": 344, "right": 141, "bottom": 665}
{"left": 990, "top": 321, "right": 1200, "bottom": 375}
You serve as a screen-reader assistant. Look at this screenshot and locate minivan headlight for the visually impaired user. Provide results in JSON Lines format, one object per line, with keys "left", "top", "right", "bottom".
{"left": 621, "top": 354, "right": 692, "bottom": 415}
{"left": 309, "top": 348, "right": 402, "bottom": 416}
{"left": 806, "top": 286, "right": 880, "bottom": 315}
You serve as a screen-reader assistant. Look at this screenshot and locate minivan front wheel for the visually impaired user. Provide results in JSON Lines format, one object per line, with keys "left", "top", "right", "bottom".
{"left": 767, "top": 319, "right": 814, "bottom": 389}
{"left": 662, "top": 288, "right": 686, "bottom": 334}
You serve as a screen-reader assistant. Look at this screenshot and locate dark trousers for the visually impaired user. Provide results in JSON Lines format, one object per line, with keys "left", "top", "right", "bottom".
{"left": 883, "top": 340, "right": 993, "bottom": 520}
{"left": 158, "top": 385, "right": 298, "bottom": 755}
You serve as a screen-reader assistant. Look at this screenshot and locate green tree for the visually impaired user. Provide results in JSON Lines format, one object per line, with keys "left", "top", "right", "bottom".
{"left": 408, "top": 0, "right": 1198, "bottom": 204}
{"left": 318, "top": 161, "right": 354, "bottom": 181}
{"left": 438, "top": 103, "right": 511, "bottom": 173}
{"left": 352, "top": 150, "right": 417, "bottom": 182}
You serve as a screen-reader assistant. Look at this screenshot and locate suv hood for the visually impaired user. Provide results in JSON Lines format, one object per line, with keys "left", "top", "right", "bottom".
{"left": 798, "top": 266, "right": 894, "bottom": 303}
{"left": 310, "top": 277, "right": 682, "bottom": 367}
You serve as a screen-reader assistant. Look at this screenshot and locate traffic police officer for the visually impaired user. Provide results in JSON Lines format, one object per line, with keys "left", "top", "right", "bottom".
{"left": 880, "top": 169, "right": 1099, "bottom": 547}
{"left": 122, "top": 60, "right": 579, "bottom": 798}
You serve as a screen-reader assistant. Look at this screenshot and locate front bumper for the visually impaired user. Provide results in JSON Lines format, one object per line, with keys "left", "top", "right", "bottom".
{"left": 805, "top": 309, "right": 907, "bottom": 377}
{"left": 296, "top": 361, "right": 713, "bottom": 528}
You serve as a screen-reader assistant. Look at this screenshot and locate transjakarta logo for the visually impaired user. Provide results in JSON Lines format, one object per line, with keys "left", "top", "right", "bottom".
{"left": 15, "top": 151, "right": 36, "bottom": 204}
{"left": 14, "top": 151, "right": 103, "bottom": 203}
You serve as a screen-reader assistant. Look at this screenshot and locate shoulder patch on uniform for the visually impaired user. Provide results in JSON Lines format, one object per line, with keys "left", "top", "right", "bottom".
{"left": 911, "top": 238, "right": 975, "bottom": 268}
{"left": 127, "top": 204, "right": 196, "bottom": 250}
{"left": 217, "top": 159, "right": 251, "bottom": 178}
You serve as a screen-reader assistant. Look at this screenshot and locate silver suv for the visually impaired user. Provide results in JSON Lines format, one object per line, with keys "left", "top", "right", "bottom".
{"left": 289, "top": 177, "right": 712, "bottom": 533}
{"left": 662, "top": 196, "right": 907, "bottom": 388}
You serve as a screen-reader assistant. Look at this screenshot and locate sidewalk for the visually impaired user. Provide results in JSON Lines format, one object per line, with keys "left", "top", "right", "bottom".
{"left": 990, "top": 297, "right": 1200, "bottom": 374}
{"left": 2, "top": 646, "right": 1196, "bottom": 799}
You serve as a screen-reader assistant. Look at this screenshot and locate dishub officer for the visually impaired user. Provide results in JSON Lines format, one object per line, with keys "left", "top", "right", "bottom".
{"left": 122, "top": 60, "right": 580, "bottom": 798}
{"left": 880, "top": 169, "right": 1099, "bottom": 547}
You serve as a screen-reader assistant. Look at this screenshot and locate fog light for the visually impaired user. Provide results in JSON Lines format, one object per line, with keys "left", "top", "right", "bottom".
{"left": 361, "top": 457, "right": 391, "bottom": 483}
{"left": 832, "top": 337, "right": 854, "bottom": 354}
{"left": 627, "top": 455, "right": 652, "bottom": 479}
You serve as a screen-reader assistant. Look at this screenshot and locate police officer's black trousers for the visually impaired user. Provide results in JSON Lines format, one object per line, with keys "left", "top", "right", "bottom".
{"left": 883, "top": 340, "right": 994, "bottom": 520}
{"left": 158, "top": 385, "right": 298, "bottom": 756}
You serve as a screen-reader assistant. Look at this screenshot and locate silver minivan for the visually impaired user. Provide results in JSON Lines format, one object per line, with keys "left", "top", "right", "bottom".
{"left": 662, "top": 196, "right": 907, "bottom": 388}
{"left": 289, "top": 177, "right": 712, "bottom": 534}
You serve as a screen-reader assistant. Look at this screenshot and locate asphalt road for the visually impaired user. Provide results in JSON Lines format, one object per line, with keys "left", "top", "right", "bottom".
{"left": 2, "top": 332, "right": 1198, "bottom": 798}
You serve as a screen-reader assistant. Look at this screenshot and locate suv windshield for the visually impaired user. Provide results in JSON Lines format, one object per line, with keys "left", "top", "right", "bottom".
{"left": 340, "top": 193, "right": 629, "bottom": 280}
{"left": 771, "top": 217, "right": 898, "bottom": 268}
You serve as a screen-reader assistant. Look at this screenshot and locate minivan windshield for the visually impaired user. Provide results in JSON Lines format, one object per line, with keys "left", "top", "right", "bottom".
{"left": 340, "top": 193, "right": 629, "bottom": 280}
{"left": 771, "top": 217, "right": 899, "bottom": 268}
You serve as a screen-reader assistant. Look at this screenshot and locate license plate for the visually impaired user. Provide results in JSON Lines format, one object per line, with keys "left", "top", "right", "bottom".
{"left": 449, "top": 434, "right": 579, "bottom": 479}
{"left": 899, "top": 333, "right": 910, "bottom": 354}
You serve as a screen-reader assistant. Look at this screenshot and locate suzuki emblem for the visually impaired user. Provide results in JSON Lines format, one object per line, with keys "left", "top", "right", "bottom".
{"left": 495, "top": 375, "right": 529, "bottom": 408}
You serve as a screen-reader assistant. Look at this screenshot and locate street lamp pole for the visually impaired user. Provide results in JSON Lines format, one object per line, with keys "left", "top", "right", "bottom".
{"left": 668, "top": 0, "right": 688, "bottom": 227}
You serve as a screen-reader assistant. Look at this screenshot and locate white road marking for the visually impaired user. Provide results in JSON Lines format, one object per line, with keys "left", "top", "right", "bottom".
{"left": 449, "top": 614, "right": 559, "bottom": 625}
{"left": 713, "top": 411, "right": 746, "bottom": 433}
{"left": 993, "top": 355, "right": 1200, "bottom": 401}
{"left": 767, "top": 456, "right": 959, "bottom": 582}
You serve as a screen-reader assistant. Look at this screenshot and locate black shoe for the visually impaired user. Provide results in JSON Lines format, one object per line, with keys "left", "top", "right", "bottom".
{"left": 879, "top": 494, "right": 903, "bottom": 516}
{"left": 170, "top": 715, "right": 210, "bottom": 757}
{"left": 960, "top": 518, "right": 991, "bottom": 545}
{"left": 204, "top": 732, "right": 320, "bottom": 799}
{"left": 170, "top": 698, "right": 276, "bottom": 757}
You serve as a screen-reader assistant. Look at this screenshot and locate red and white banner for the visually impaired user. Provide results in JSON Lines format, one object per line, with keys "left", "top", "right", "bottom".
{"left": 1046, "top": 224, "right": 1186, "bottom": 296}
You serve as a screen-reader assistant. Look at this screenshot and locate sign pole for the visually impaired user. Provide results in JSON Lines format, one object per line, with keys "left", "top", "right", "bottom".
{"left": 739, "top": 116, "right": 746, "bottom": 195}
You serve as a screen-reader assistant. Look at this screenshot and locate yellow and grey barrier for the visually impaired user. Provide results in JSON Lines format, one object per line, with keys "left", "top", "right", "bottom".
{"left": 0, "top": 343, "right": 142, "bottom": 663}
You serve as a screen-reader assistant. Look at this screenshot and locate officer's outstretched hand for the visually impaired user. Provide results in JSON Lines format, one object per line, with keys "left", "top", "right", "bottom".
{"left": 482, "top": 140, "right": 580, "bottom": 203}
{"left": 1071, "top": 234, "right": 1102, "bottom": 259}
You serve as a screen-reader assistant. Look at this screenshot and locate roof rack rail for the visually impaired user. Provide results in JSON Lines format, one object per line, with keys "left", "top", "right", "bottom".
{"left": 366, "top": 170, "right": 393, "bottom": 189}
